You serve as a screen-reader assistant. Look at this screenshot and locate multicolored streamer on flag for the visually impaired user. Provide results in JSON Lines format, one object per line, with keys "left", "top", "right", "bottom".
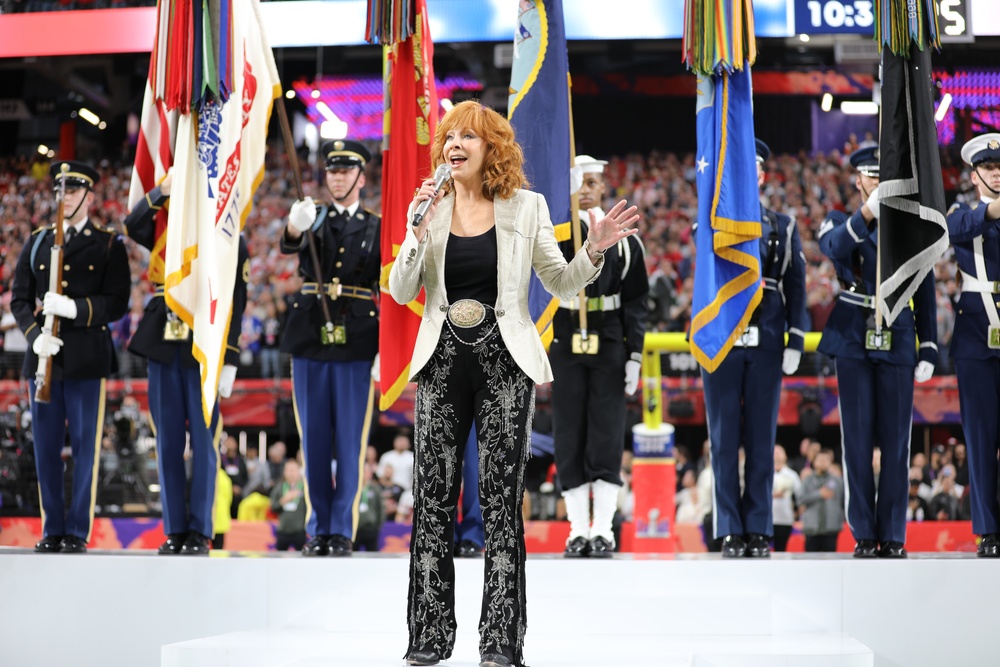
{"left": 681, "top": 0, "right": 757, "bottom": 76}
{"left": 876, "top": 0, "right": 941, "bottom": 55}
{"left": 372, "top": 0, "right": 438, "bottom": 410}
{"left": 683, "top": 0, "right": 762, "bottom": 372}
{"left": 130, "top": 0, "right": 280, "bottom": 424}
{"left": 365, "top": 0, "right": 415, "bottom": 45}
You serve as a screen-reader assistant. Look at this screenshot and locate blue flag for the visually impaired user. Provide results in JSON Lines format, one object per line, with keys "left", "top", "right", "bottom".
{"left": 690, "top": 67, "right": 763, "bottom": 372}
{"left": 508, "top": 0, "right": 571, "bottom": 346}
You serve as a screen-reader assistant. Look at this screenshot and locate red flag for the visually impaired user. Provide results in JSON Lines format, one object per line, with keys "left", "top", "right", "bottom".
{"left": 378, "top": 0, "right": 437, "bottom": 410}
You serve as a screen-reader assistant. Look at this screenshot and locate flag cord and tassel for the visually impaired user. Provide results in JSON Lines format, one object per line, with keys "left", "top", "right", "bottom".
{"left": 274, "top": 96, "right": 336, "bottom": 336}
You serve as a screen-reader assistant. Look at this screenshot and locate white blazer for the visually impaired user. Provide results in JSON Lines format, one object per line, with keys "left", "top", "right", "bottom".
{"left": 388, "top": 189, "right": 602, "bottom": 384}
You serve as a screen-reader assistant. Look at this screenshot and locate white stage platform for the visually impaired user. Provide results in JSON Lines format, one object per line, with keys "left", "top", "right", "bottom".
{"left": 0, "top": 550, "right": 995, "bottom": 667}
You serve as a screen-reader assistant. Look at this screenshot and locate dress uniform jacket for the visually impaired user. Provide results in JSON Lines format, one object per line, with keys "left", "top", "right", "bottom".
{"left": 946, "top": 199, "right": 1000, "bottom": 536}
{"left": 700, "top": 205, "right": 807, "bottom": 539}
{"left": 817, "top": 209, "right": 938, "bottom": 366}
{"left": 280, "top": 203, "right": 381, "bottom": 361}
{"left": 124, "top": 184, "right": 248, "bottom": 366}
{"left": 11, "top": 220, "right": 130, "bottom": 379}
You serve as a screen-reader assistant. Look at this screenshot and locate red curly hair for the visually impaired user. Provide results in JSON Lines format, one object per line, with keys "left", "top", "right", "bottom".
{"left": 431, "top": 100, "right": 528, "bottom": 201}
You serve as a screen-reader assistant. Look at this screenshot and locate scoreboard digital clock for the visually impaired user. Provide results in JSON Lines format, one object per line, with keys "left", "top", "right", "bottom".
{"left": 794, "top": 0, "right": 970, "bottom": 39}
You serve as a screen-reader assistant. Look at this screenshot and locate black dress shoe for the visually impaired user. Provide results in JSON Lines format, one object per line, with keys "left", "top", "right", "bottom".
{"left": 456, "top": 540, "right": 484, "bottom": 558}
{"left": 158, "top": 533, "right": 187, "bottom": 555}
{"left": 34, "top": 535, "right": 63, "bottom": 553}
{"left": 480, "top": 653, "right": 514, "bottom": 667}
{"left": 327, "top": 534, "right": 353, "bottom": 557}
{"left": 745, "top": 533, "right": 771, "bottom": 558}
{"left": 978, "top": 533, "right": 1000, "bottom": 558}
{"left": 564, "top": 535, "right": 590, "bottom": 558}
{"left": 180, "top": 532, "right": 211, "bottom": 556}
{"left": 878, "top": 541, "right": 907, "bottom": 558}
{"left": 721, "top": 534, "right": 746, "bottom": 558}
{"left": 589, "top": 535, "right": 615, "bottom": 558}
{"left": 405, "top": 649, "right": 441, "bottom": 665}
{"left": 60, "top": 536, "right": 88, "bottom": 554}
{"left": 302, "top": 535, "right": 330, "bottom": 556}
{"left": 853, "top": 539, "right": 878, "bottom": 558}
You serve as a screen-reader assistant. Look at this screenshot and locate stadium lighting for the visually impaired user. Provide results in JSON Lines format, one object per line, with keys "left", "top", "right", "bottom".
{"left": 841, "top": 101, "right": 878, "bottom": 115}
{"left": 47, "top": 150, "right": 55, "bottom": 158}
{"left": 821, "top": 93, "right": 833, "bottom": 112}
{"left": 310, "top": 89, "right": 321, "bottom": 99}
{"left": 98, "top": 121, "right": 107, "bottom": 130}
{"left": 320, "top": 119, "right": 349, "bottom": 140}
{"left": 799, "top": 34, "right": 810, "bottom": 42}
{"left": 440, "top": 98, "right": 454, "bottom": 112}
{"left": 285, "top": 89, "right": 295, "bottom": 99}
{"left": 935, "top": 93, "right": 953, "bottom": 122}
{"left": 37, "top": 144, "right": 49, "bottom": 155}
{"left": 78, "top": 108, "right": 101, "bottom": 126}
{"left": 315, "top": 101, "right": 338, "bottom": 122}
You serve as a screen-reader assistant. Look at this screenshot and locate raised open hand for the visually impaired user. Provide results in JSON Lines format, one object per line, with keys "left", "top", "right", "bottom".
{"left": 586, "top": 199, "right": 640, "bottom": 255}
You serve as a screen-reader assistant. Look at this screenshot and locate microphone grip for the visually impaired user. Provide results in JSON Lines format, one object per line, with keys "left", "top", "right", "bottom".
{"left": 412, "top": 167, "right": 451, "bottom": 227}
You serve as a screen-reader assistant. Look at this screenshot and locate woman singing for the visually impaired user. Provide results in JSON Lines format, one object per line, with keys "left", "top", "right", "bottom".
{"left": 388, "top": 100, "right": 639, "bottom": 667}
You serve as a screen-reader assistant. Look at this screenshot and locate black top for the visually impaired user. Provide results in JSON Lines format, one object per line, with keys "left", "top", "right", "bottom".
{"left": 445, "top": 226, "right": 499, "bottom": 305}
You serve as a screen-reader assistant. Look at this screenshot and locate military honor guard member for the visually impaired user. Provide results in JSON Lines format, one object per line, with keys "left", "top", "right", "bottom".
{"left": 551, "top": 154, "right": 649, "bottom": 558}
{"left": 123, "top": 171, "right": 248, "bottom": 555}
{"left": 11, "top": 161, "right": 130, "bottom": 553}
{"left": 945, "top": 133, "right": 1000, "bottom": 557}
{"left": 817, "top": 145, "right": 937, "bottom": 559}
{"left": 283, "top": 139, "right": 381, "bottom": 557}
{"left": 701, "top": 140, "right": 808, "bottom": 558}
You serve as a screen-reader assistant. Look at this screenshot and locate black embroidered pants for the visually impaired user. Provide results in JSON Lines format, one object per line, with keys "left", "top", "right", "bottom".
{"left": 406, "top": 315, "right": 533, "bottom": 667}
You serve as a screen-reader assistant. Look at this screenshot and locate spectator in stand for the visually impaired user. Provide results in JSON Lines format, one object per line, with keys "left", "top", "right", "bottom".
{"left": 772, "top": 446, "right": 801, "bottom": 552}
{"left": 674, "top": 445, "right": 695, "bottom": 493}
{"left": 952, "top": 442, "right": 969, "bottom": 487}
{"left": 266, "top": 441, "right": 286, "bottom": 491}
{"left": 239, "top": 301, "right": 262, "bottom": 372}
{"left": 238, "top": 446, "right": 273, "bottom": 521}
{"left": 270, "top": 459, "right": 307, "bottom": 552}
{"left": 911, "top": 452, "right": 928, "bottom": 484}
{"left": 259, "top": 300, "right": 282, "bottom": 378}
{"left": 929, "top": 470, "right": 962, "bottom": 521}
{"left": 675, "top": 469, "right": 704, "bottom": 525}
{"left": 377, "top": 431, "right": 414, "bottom": 492}
{"left": 220, "top": 436, "right": 248, "bottom": 519}
{"left": 799, "top": 449, "right": 844, "bottom": 552}
{"left": 788, "top": 438, "right": 820, "bottom": 476}
{"left": 213, "top": 465, "right": 233, "bottom": 550}
{"left": 354, "top": 462, "right": 385, "bottom": 552}
{"left": 1, "top": 292, "right": 27, "bottom": 380}
{"left": 924, "top": 444, "right": 947, "bottom": 485}
{"left": 907, "top": 479, "right": 929, "bottom": 522}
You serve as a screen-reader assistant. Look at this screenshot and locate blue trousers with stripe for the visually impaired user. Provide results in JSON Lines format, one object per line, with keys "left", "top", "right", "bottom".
{"left": 954, "top": 358, "right": 1000, "bottom": 535}
{"left": 29, "top": 378, "right": 105, "bottom": 541}
{"left": 148, "top": 357, "right": 221, "bottom": 538}
{"left": 702, "top": 347, "right": 782, "bottom": 539}
{"left": 293, "top": 357, "right": 373, "bottom": 539}
{"left": 835, "top": 357, "right": 913, "bottom": 544}
{"left": 455, "top": 428, "right": 484, "bottom": 548}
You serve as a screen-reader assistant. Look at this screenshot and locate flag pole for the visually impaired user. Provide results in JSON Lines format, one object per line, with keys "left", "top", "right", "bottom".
{"left": 274, "top": 95, "right": 336, "bottom": 335}
{"left": 566, "top": 78, "right": 592, "bottom": 350}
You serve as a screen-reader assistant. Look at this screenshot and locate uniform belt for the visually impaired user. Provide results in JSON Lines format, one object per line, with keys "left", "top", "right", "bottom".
{"left": 838, "top": 291, "right": 874, "bottom": 309}
{"left": 301, "top": 281, "right": 374, "bottom": 301}
{"left": 558, "top": 294, "right": 621, "bottom": 312}
{"left": 959, "top": 271, "right": 1000, "bottom": 294}
{"left": 153, "top": 285, "right": 165, "bottom": 297}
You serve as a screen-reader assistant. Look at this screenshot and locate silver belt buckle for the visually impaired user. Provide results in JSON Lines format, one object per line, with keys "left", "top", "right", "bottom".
{"left": 447, "top": 299, "right": 486, "bottom": 328}
{"left": 734, "top": 326, "right": 759, "bottom": 348}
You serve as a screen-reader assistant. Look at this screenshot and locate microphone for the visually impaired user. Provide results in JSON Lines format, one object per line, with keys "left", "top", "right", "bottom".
{"left": 412, "top": 163, "right": 452, "bottom": 227}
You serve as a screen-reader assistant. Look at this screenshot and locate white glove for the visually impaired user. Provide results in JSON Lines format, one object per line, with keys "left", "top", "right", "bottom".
{"left": 32, "top": 332, "right": 63, "bottom": 357}
{"left": 624, "top": 360, "right": 641, "bottom": 396}
{"left": 288, "top": 197, "right": 317, "bottom": 232}
{"left": 782, "top": 348, "right": 802, "bottom": 375}
{"left": 42, "top": 292, "right": 77, "bottom": 319}
{"left": 865, "top": 186, "right": 880, "bottom": 219}
{"left": 914, "top": 360, "right": 934, "bottom": 383}
{"left": 371, "top": 353, "right": 381, "bottom": 382}
{"left": 218, "top": 364, "right": 238, "bottom": 398}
